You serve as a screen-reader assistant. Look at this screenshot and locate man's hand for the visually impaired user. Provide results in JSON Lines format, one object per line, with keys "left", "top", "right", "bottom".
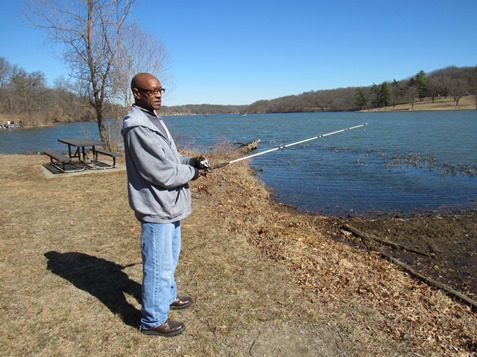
{"left": 192, "top": 155, "right": 210, "bottom": 180}
{"left": 198, "top": 169, "right": 209, "bottom": 178}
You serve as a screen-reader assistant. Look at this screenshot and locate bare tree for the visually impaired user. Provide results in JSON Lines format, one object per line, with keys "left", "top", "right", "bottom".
{"left": 406, "top": 86, "right": 418, "bottom": 110}
{"left": 112, "top": 23, "right": 171, "bottom": 108}
{"left": 8, "top": 69, "right": 49, "bottom": 125}
{"left": 0, "top": 58, "right": 13, "bottom": 114}
{"left": 27, "top": 0, "right": 134, "bottom": 147}
{"left": 98, "top": 23, "right": 170, "bottom": 150}
{"left": 449, "top": 78, "right": 468, "bottom": 107}
{"left": 0, "top": 57, "right": 12, "bottom": 88}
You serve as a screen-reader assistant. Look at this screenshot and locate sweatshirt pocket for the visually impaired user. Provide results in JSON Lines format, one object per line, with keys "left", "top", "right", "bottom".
{"left": 148, "top": 185, "right": 190, "bottom": 220}
{"left": 172, "top": 185, "right": 190, "bottom": 217}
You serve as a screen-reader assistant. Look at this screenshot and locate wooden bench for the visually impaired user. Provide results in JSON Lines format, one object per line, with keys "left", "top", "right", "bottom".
{"left": 93, "top": 148, "right": 122, "bottom": 169}
{"left": 42, "top": 150, "right": 86, "bottom": 173}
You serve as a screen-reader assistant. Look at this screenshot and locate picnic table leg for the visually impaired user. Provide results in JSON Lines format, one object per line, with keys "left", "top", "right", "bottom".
{"left": 91, "top": 146, "right": 97, "bottom": 163}
{"left": 68, "top": 145, "right": 81, "bottom": 160}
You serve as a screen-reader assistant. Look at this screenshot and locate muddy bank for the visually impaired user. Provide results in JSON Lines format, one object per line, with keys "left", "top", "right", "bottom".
{"left": 323, "top": 210, "right": 477, "bottom": 302}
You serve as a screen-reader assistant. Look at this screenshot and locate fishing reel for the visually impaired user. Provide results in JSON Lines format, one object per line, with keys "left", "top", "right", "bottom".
{"left": 198, "top": 158, "right": 210, "bottom": 170}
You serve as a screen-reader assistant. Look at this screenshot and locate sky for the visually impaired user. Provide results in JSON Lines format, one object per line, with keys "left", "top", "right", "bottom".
{"left": 1, "top": 0, "right": 476, "bottom": 106}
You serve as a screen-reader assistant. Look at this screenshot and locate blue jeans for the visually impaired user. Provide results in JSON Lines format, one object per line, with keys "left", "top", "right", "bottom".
{"left": 140, "top": 221, "right": 181, "bottom": 330}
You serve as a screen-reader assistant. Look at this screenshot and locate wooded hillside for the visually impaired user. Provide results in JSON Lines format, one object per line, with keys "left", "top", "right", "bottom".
{"left": 1, "top": 58, "right": 475, "bottom": 126}
{"left": 244, "top": 66, "right": 477, "bottom": 114}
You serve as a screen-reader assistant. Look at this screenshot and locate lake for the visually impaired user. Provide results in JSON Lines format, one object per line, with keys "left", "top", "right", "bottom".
{"left": 1, "top": 111, "right": 476, "bottom": 216}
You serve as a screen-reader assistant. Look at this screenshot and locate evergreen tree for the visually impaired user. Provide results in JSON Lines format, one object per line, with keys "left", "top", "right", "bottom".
{"left": 373, "top": 82, "right": 391, "bottom": 108}
{"left": 391, "top": 79, "right": 403, "bottom": 107}
{"left": 415, "top": 70, "right": 429, "bottom": 101}
{"left": 371, "top": 83, "right": 379, "bottom": 108}
{"left": 354, "top": 88, "right": 369, "bottom": 110}
{"left": 379, "top": 82, "right": 391, "bottom": 107}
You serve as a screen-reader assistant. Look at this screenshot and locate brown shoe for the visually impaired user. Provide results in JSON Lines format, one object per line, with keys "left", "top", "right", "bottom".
{"left": 170, "top": 296, "right": 193, "bottom": 310}
{"left": 141, "top": 319, "right": 186, "bottom": 337}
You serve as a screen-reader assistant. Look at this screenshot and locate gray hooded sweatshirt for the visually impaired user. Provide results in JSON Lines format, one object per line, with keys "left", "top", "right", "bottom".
{"left": 122, "top": 105, "right": 199, "bottom": 223}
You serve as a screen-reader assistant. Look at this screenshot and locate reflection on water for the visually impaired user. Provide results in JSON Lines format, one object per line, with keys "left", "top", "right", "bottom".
{"left": 1, "top": 111, "right": 476, "bottom": 216}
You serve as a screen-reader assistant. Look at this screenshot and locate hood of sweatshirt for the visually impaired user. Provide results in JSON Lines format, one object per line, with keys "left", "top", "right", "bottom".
{"left": 122, "top": 105, "right": 161, "bottom": 135}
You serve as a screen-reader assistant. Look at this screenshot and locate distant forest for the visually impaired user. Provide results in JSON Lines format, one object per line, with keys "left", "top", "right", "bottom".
{"left": 163, "top": 66, "right": 477, "bottom": 115}
{"left": 0, "top": 57, "right": 475, "bottom": 126}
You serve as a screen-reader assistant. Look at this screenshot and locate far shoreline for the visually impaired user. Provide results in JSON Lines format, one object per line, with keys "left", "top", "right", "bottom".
{"left": 360, "top": 94, "right": 476, "bottom": 112}
{"left": 1, "top": 95, "right": 475, "bottom": 125}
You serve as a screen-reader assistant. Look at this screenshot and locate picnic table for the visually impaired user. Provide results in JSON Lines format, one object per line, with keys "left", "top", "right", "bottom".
{"left": 42, "top": 138, "right": 121, "bottom": 173}
{"left": 57, "top": 138, "right": 105, "bottom": 164}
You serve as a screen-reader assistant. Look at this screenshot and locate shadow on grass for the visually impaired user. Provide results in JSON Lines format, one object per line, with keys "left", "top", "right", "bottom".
{"left": 44, "top": 251, "right": 142, "bottom": 329}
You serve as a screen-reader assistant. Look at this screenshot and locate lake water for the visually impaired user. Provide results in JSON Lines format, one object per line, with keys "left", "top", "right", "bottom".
{"left": 1, "top": 111, "right": 476, "bottom": 216}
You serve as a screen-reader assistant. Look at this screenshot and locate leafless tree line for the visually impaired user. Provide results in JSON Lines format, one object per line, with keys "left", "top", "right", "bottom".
{"left": 246, "top": 66, "right": 477, "bottom": 114}
{"left": 0, "top": 58, "right": 90, "bottom": 126}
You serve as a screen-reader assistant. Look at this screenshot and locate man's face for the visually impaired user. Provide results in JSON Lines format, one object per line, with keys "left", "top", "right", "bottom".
{"left": 133, "top": 77, "right": 164, "bottom": 112}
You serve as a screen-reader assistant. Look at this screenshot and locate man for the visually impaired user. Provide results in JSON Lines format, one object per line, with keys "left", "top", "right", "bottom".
{"left": 122, "top": 73, "right": 209, "bottom": 337}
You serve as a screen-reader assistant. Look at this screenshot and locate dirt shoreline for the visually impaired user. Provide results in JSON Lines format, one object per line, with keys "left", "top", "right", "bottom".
{"left": 325, "top": 210, "right": 477, "bottom": 300}
{"left": 1, "top": 154, "right": 476, "bottom": 355}
{"left": 259, "top": 195, "right": 477, "bottom": 308}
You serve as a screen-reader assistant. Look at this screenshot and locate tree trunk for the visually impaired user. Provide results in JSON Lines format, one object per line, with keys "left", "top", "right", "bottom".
{"left": 95, "top": 104, "right": 110, "bottom": 150}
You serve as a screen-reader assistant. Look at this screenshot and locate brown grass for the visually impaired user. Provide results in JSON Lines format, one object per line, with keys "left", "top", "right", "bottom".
{"left": 0, "top": 153, "right": 476, "bottom": 356}
{"left": 362, "top": 95, "right": 476, "bottom": 112}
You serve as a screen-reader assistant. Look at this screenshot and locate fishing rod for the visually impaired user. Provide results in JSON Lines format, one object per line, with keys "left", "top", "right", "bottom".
{"left": 205, "top": 123, "right": 368, "bottom": 170}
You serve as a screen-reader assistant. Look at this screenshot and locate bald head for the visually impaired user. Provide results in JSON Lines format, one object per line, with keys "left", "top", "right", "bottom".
{"left": 131, "top": 73, "right": 159, "bottom": 91}
{"left": 131, "top": 73, "right": 164, "bottom": 112}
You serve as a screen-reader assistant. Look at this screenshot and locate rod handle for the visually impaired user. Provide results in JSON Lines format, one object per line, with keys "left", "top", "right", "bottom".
{"left": 210, "top": 162, "right": 229, "bottom": 170}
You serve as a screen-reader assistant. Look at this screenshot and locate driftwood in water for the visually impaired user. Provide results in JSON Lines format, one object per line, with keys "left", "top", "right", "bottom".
{"left": 342, "top": 224, "right": 431, "bottom": 257}
{"left": 342, "top": 224, "right": 477, "bottom": 311}
{"left": 234, "top": 139, "right": 260, "bottom": 153}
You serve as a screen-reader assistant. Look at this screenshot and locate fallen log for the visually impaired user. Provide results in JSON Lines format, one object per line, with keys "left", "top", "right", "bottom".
{"left": 342, "top": 224, "right": 431, "bottom": 257}
{"left": 342, "top": 224, "right": 477, "bottom": 310}
{"left": 378, "top": 250, "right": 477, "bottom": 311}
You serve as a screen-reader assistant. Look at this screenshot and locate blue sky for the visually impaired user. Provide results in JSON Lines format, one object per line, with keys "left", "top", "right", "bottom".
{"left": 1, "top": 0, "right": 476, "bottom": 105}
